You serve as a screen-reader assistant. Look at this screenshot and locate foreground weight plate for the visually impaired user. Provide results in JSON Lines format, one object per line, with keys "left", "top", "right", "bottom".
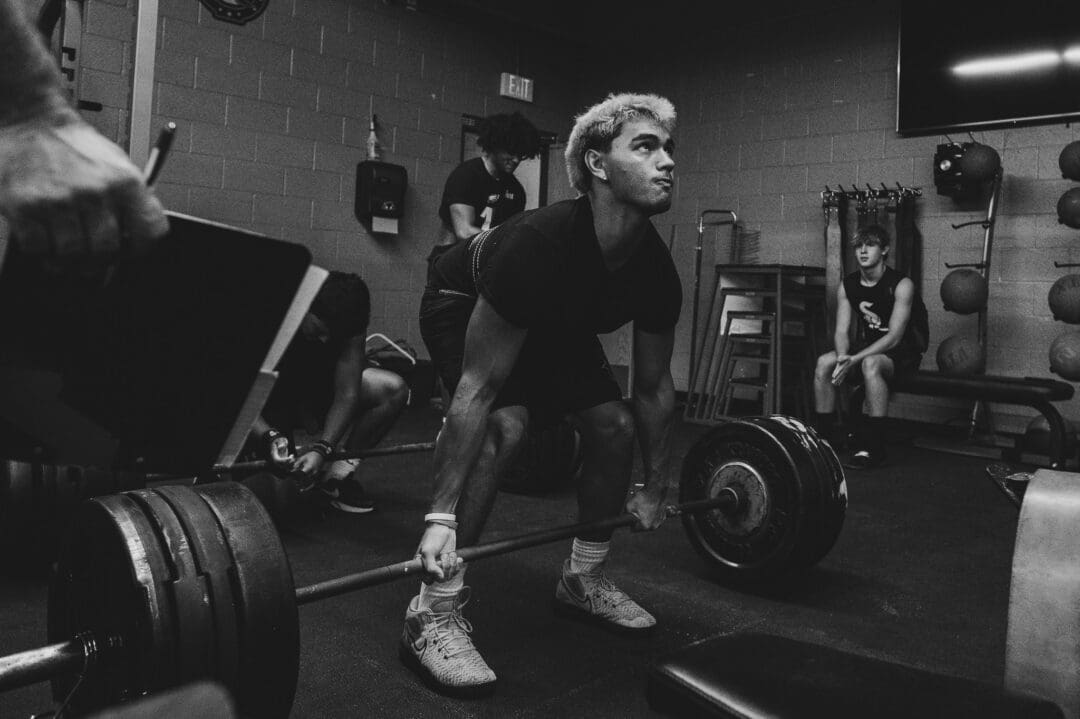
{"left": 47, "top": 482, "right": 298, "bottom": 718}
{"left": 680, "top": 418, "right": 807, "bottom": 583}
{"left": 1006, "top": 469, "right": 1080, "bottom": 716}
{"left": 195, "top": 482, "right": 299, "bottom": 719}
{"left": 48, "top": 490, "right": 181, "bottom": 712}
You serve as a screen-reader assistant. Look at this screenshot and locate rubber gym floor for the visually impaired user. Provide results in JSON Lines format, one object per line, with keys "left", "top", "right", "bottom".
{"left": 0, "top": 404, "right": 1021, "bottom": 718}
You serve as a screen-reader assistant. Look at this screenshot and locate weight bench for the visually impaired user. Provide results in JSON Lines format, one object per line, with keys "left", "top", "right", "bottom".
{"left": 887, "top": 371, "right": 1075, "bottom": 468}
{"left": 647, "top": 633, "right": 1063, "bottom": 719}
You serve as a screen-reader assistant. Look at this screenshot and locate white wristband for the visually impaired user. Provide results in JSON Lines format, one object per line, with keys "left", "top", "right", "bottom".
{"left": 424, "top": 512, "right": 456, "bottom": 523}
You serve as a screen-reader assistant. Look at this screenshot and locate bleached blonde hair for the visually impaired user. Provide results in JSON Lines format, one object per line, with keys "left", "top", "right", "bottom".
{"left": 564, "top": 92, "right": 676, "bottom": 194}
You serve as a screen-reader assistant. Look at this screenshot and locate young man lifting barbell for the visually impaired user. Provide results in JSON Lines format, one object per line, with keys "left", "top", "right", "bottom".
{"left": 407, "top": 92, "right": 681, "bottom": 697}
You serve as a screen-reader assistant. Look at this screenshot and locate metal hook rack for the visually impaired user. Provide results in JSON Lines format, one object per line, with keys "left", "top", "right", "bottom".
{"left": 820, "top": 183, "right": 923, "bottom": 206}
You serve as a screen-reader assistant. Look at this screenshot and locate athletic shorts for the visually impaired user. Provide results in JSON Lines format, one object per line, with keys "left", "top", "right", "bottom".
{"left": 418, "top": 288, "right": 623, "bottom": 429}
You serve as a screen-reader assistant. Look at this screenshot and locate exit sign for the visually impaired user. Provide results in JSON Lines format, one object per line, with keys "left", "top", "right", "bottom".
{"left": 499, "top": 72, "right": 534, "bottom": 103}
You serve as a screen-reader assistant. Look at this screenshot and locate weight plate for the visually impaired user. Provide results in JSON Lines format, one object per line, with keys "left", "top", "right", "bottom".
{"left": 195, "top": 481, "right": 299, "bottom": 719}
{"left": 751, "top": 415, "right": 831, "bottom": 570}
{"left": 48, "top": 482, "right": 298, "bottom": 718}
{"left": 679, "top": 419, "right": 804, "bottom": 583}
{"left": 127, "top": 491, "right": 216, "bottom": 688}
{"left": 1006, "top": 469, "right": 1080, "bottom": 715}
{"left": 48, "top": 491, "right": 179, "bottom": 713}
{"left": 805, "top": 425, "right": 848, "bottom": 567}
{"left": 153, "top": 486, "right": 243, "bottom": 695}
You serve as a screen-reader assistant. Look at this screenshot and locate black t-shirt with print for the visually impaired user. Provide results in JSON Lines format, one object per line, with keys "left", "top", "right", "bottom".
{"left": 438, "top": 157, "right": 527, "bottom": 233}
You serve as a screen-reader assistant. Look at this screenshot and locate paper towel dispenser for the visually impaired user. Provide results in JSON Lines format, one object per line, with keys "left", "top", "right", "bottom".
{"left": 355, "top": 161, "right": 407, "bottom": 220}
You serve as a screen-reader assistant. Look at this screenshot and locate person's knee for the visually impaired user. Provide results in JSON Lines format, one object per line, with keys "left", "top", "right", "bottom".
{"left": 815, "top": 352, "right": 837, "bottom": 381}
{"left": 489, "top": 408, "right": 528, "bottom": 456}
{"left": 365, "top": 369, "right": 410, "bottom": 413}
{"left": 384, "top": 372, "right": 409, "bottom": 411}
{"left": 861, "top": 355, "right": 889, "bottom": 381}
{"left": 584, "top": 402, "right": 636, "bottom": 449}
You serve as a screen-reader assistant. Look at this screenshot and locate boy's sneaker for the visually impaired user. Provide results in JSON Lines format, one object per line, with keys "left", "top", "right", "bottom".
{"left": 553, "top": 560, "right": 656, "bottom": 633}
{"left": 399, "top": 588, "right": 496, "bottom": 698}
{"left": 843, "top": 445, "right": 886, "bottom": 469}
{"left": 327, "top": 479, "right": 376, "bottom": 513}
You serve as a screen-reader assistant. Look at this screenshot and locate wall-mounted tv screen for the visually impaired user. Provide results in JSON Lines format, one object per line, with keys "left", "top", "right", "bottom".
{"left": 897, "top": 1, "right": 1080, "bottom": 136}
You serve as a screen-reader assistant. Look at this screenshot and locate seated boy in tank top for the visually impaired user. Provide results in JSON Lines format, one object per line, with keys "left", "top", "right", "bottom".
{"left": 812, "top": 224, "right": 928, "bottom": 468}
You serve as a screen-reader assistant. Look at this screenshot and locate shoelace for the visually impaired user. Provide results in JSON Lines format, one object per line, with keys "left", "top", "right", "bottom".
{"left": 590, "top": 574, "right": 634, "bottom": 610}
{"left": 427, "top": 608, "right": 479, "bottom": 658}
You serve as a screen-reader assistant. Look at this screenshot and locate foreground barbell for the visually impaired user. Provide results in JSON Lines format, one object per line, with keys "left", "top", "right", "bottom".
{"left": 0, "top": 416, "right": 846, "bottom": 717}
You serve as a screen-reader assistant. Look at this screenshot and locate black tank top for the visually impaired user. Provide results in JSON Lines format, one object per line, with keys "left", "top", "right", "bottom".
{"left": 843, "top": 266, "right": 928, "bottom": 355}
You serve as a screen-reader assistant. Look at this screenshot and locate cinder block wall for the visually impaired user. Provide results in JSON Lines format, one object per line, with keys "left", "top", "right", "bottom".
{"left": 138, "top": 0, "right": 583, "bottom": 350}
{"left": 66, "top": 0, "right": 137, "bottom": 146}
{"left": 71, "top": 1, "right": 1080, "bottom": 429}
{"left": 585, "top": 4, "right": 1080, "bottom": 430}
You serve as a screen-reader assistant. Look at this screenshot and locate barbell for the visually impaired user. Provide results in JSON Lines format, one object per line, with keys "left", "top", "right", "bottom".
{"left": 0, "top": 416, "right": 846, "bottom": 717}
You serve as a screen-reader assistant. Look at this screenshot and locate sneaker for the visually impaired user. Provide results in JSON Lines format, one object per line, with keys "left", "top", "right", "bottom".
{"left": 317, "top": 478, "right": 339, "bottom": 499}
{"left": 843, "top": 446, "right": 886, "bottom": 469}
{"left": 399, "top": 588, "right": 496, "bottom": 698}
{"left": 553, "top": 560, "right": 656, "bottom": 633}
{"left": 328, "top": 479, "right": 376, "bottom": 514}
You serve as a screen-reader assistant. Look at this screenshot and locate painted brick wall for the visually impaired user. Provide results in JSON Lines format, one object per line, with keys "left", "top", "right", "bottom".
{"left": 70, "top": 1, "right": 1080, "bottom": 428}
{"left": 148, "top": 0, "right": 584, "bottom": 351}
{"left": 53, "top": 0, "right": 138, "bottom": 146}
{"left": 583, "top": 5, "right": 1080, "bottom": 430}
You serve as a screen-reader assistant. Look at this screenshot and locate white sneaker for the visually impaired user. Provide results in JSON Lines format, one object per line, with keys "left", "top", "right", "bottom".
{"left": 553, "top": 560, "right": 656, "bottom": 633}
{"left": 399, "top": 588, "right": 496, "bottom": 698}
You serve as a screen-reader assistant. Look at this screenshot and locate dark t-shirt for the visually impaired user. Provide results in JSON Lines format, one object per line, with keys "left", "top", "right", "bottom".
{"left": 428, "top": 196, "right": 682, "bottom": 336}
{"left": 843, "top": 266, "right": 928, "bottom": 356}
{"left": 438, "top": 157, "right": 527, "bottom": 233}
{"left": 264, "top": 329, "right": 356, "bottom": 424}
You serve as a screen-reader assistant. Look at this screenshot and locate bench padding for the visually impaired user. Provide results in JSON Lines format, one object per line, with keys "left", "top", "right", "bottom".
{"left": 647, "top": 633, "right": 1062, "bottom": 719}
{"left": 892, "top": 371, "right": 1073, "bottom": 404}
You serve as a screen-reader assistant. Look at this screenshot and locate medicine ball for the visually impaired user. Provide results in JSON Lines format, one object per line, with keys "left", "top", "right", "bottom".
{"left": 1057, "top": 188, "right": 1080, "bottom": 230}
{"left": 1049, "top": 331, "right": 1080, "bottom": 381}
{"left": 936, "top": 334, "right": 986, "bottom": 375}
{"left": 1060, "top": 141, "right": 1080, "bottom": 181}
{"left": 940, "top": 268, "right": 988, "bottom": 315}
{"left": 1022, "top": 414, "right": 1078, "bottom": 458}
{"left": 958, "top": 142, "right": 1001, "bottom": 182}
{"left": 1048, "top": 274, "right": 1080, "bottom": 324}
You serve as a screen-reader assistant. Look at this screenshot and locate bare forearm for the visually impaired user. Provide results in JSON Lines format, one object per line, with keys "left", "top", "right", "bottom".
{"left": 834, "top": 330, "right": 849, "bottom": 355}
{"left": 631, "top": 378, "right": 677, "bottom": 493}
{"left": 0, "top": 0, "right": 74, "bottom": 126}
{"left": 429, "top": 387, "right": 493, "bottom": 513}
{"left": 321, "top": 394, "right": 361, "bottom": 446}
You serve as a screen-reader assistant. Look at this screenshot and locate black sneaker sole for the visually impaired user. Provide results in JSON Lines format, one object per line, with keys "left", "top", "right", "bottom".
{"left": 551, "top": 598, "right": 657, "bottom": 635}
{"left": 397, "top": 641, "right": 496, "bottom": 699}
